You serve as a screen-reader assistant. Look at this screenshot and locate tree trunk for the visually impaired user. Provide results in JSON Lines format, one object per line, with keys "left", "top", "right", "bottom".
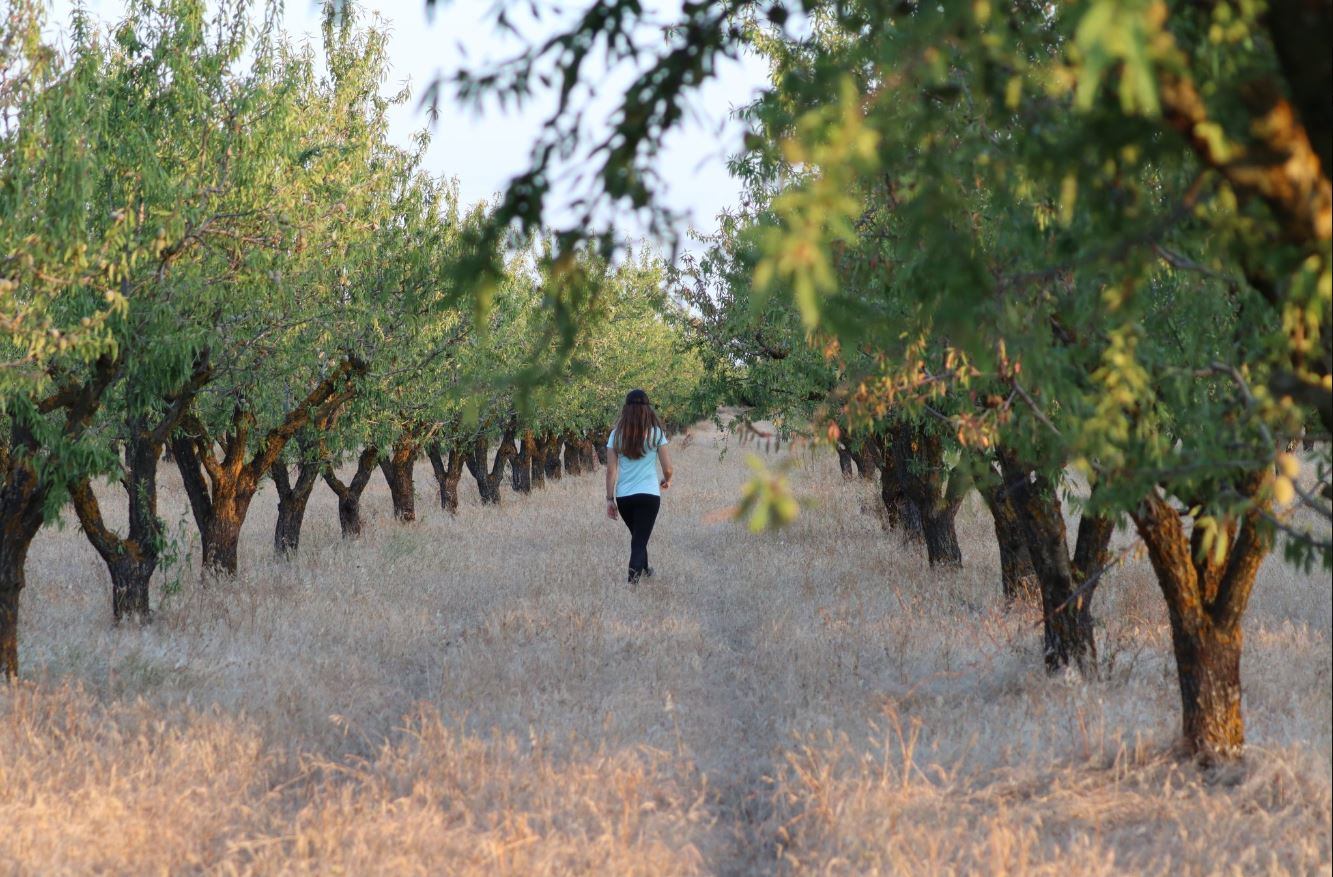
{"left": 1132, "top": 483, "right": 1270, "bottom": 762}
{"left": 563, "top": 434, "right": 584, "bottom": 476}
{"left": 173, "top": 357, "right": 363, "bottom": 574}
{"left": 271, "top": 459, "right": 320, "bottom": 557}
{"left": 323, "top": 447, "right": 378, "bottom": 539}
{"left": 511, "top": 435, "right": 533, "bottom": 494}
{"left": 594, "top": 436, "right": 608, "bottom": 466}
{"left": 544, "top": 434, "right": 563, "bottom": 480}
{"left": 579, "top": 435, "right": 598, "bottom": 472}
{"left": 922, "top": 507, "right": 963, "bottom": 567}
{"left": 980, "top": 474, "right": 1038, "bottom": 602}
{"left": 0, "top": 427, "right": 36, "bottom": 678}
{"left": 70, "top": 359, "right": 212, "bottom": 614}
{"left": 465, "top": 437, "right": 497, "bottom": 504}
{"left": 0, "top": 560, "right": 21, "bottom": 680}
{"left": 894, "top": 424, "right": 963, "bottom": 566}
{"left": 525, "top": 434, "right": 545, "bottom": 490}
{"left": 0, "top": 357, "right": 120, "bottom": 674}
{"left": 0, "top": 419, "right": 47, "bottom": 675}
{"left": 427, "top": 442, "right": 465, "bottom": 514}
{"left": 171, "top": 435, "right": 256, "bottom": 577}
{"left": 193, "top": 484, "right": 254, "bottom": 577}
{"left": 379, "top": 434, "right": 419, "bottom": 522}
{"left": 998, "top": 451, "right": 1113, "bottom": 675}
{"left": 836, "top": 444, "right": 855, "bottom": 480}
{"left": 466, "top": 430, "right": 517, "bottom": 504}
{"left": 0, "top": 570, "right": 18, "bottom": 680}
{"left": 1171, "top": 616, "right": 1245, "bottom": 760}
{"left": 873, "top": 430, "right": 924, "bottom": 540}
{"left": 72, "top": 426, "right": 164, "bottom": 620}
{"left": 851, "top": 438, "right": 879, "bottom": 480}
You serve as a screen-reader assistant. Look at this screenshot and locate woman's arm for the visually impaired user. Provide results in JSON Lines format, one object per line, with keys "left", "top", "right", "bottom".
{"left": 658, "top": 444, "right": 674, "bottom": 490}
{"left": 605, "top": 452, "right": 619, "bottom": 519}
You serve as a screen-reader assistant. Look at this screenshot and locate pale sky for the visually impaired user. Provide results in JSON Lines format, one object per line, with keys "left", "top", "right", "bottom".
{"left": 46, "top": 0, "right": 771, "bottom": 249}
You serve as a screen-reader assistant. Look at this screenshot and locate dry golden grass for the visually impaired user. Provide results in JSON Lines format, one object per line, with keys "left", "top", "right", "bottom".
{"left": 2, "top": 421, "right": 1330, "bottom": 875}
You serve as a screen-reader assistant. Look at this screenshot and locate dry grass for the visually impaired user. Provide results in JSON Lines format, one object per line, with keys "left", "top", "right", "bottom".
{"left": 2, "top": 421, "right": 1329, "bottom": 875}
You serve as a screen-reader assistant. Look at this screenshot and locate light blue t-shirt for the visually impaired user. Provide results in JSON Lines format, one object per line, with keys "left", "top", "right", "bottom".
{"left": 607, "top": 426, "right": 668, "bottom": 498}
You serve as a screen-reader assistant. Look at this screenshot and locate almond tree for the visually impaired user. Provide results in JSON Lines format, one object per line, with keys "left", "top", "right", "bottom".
{"left": 1, "top": 1, "right": 209, "bottom": 670}
{"left": 168, "top": 5, "right": 404, "bottom": 575}
{"left": 56, "top": 0, "right": 322, "bottom": 617}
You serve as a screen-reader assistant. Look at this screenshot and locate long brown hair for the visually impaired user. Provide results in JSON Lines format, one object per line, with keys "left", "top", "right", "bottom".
{"left": 613, "top": 388, "right": 664, "bottom": 460}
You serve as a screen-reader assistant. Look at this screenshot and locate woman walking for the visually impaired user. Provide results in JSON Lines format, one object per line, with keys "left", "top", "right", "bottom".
{"left": 605, "top": 389, "right": 674, "bottom": 583}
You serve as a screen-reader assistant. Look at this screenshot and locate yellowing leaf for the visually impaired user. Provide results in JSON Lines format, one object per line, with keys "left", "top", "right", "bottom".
{"left": 1274, "top": 475, "right": 1295, "bottom": 506}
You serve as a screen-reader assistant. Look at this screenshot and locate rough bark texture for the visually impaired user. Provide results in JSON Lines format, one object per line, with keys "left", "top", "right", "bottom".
{"left": 850, "top": 438, "right": 879, "bottom": 481}
{"left": 1, "top": 356, "right": 119, "bottom": 676}
{"left": 1131, "top": 480, "right": 1271, "bottom": 762}
{"left": 170, "top": 432, "right": 254, "bottom": 576}
{"left": 72, "top": 426, "right": 164, "bottom": 620}
{"left": 271, "top": 455, "right": 321, "bottom": 557}
{"left": 0, "top": 448, "right": 42, "bottom": 677}
{"left": 894, "top": 425, "right": 963, "bottom": 566}
{"left": 379, "top": 430, "right": 421, "bottom": 522}
{"left": 323, "top": 447, "right": 378, "bottom": 538}
{"left": 465, "top": 429, "right": 518, "bottom": 505}
{"left": 174, "top": 358, "right": 361, "bottom": 575}
{"left": 836, "top": 444, "right": 855, "bottom": 480}
{"left": 76, "top": 359, "right": 213, "bottom": 615}
{"left": 0, "top": 568, "right": 19, "bottom": 680}
{"left": 543, "top": 434, "right": 563, "bottom": 481}
{"left": 980, "top": 472, "right": 1038, "bottom": 603}
{"left": 511, "top": 435, "right": 533, "bottom": 493}
{"left": 563, "top": 434, "right": 585, "bottom": 477}
{"left": 998, "top": 451, "right": 1113, "bottom": 675}
{"left": 523, "top": 434, "right": 544, "bottom": 491}
{"left": 427, "top": 442, "right": 466, "bottom": 514}
{"left": 871, "top": 430, "right": 924, "bottom": 540}
{"left": 579, "top": 435, "right": 599, "bottom": 472}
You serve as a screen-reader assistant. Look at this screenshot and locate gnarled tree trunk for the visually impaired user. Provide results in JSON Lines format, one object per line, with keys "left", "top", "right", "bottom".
{"left": 465, "top": 429, "right": 518, "bottom": 505}
{"left": 174, "top": 358, "right": 361, "bottom": 575}
{"left": 998, "top": 450, "right": 1113, "bottom": 675}
{"left": 379, "top": 430, "right": 421, "bottom": 522}
{"left": 72, "top": 423, "right": 168, "bottom": 620}
{"left": 577, "top": 434, "right": 597, "bottom": 472}
{"left": 0, "top": 427, "right": 44, "bottom": 678}
{"left": 872, "top": 430, "right": 924, "bottom": 541}
{"left": 1131, "top": 479, "right": 1271, "bottom": 762}
{"left": 0, "top": 547, "right": 29, "bottom": 680}
{"left": 979, "top": 470, "right": 1038, "bottom": 603}
{"left": 524, "top": 434, "right": 545, "bottom": 490}
{"left": 563, "top": 433, "right": 585, "bottom": 476}
{"left": 850, "top": 438, "right": 879, "bottom": 480}
{"left": 271, "top": 455, "right": 321, "bottom": 557}
{"left": 543, "top": 434, "right": 563, "bottom": 481}
{"left": 323, "top": 447, "right": 378, "bottom": 538}
{"left": 511, "top": 433, "right": 533, "bottom": 494}
{"left": 427, "top": 442, "right": 466, "bottom": 514}
{"left": 894, "top": 424, "right": 965, "bottom": 567}
{"left": 836, "top": 444, "right": 855, "bottom": 480}
{"left": 2, "top": 356, "right": 119, "bottom": 676}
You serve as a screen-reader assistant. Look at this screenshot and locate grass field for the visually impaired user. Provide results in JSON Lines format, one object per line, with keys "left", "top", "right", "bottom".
{"left": 2, "top": 420, "right": 1330, "bottom": 875}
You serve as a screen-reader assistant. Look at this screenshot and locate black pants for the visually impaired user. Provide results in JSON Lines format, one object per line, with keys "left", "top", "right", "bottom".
{"left": 615, "top": 493, "right": 660, "bottom": 581}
